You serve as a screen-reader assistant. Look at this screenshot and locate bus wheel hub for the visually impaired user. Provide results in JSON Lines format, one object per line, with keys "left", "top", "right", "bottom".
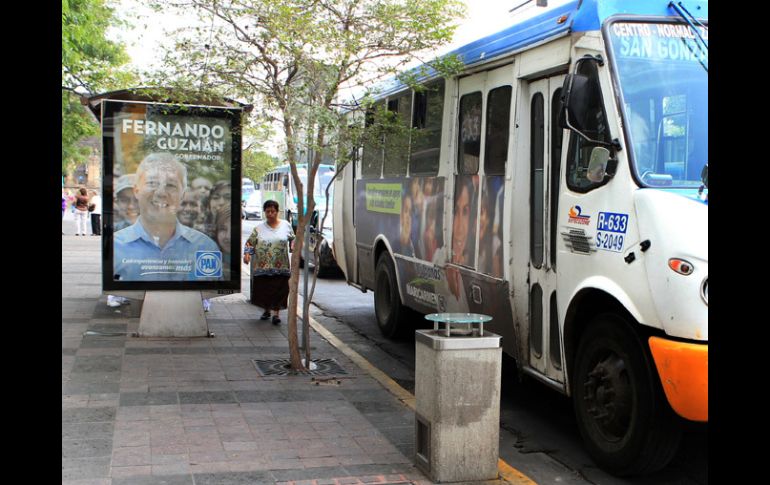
{"left": 583, "top": 354, "right": 632, "bottom": 440}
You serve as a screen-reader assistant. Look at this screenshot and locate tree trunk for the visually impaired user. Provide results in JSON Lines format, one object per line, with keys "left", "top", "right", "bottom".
{"left": 286, "top": 218, "right": 305, "bottom": 371}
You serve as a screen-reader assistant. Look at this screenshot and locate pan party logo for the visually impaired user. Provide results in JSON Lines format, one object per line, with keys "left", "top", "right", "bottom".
{"left": 195, "top": 251, "right": 223, "bottom": 278}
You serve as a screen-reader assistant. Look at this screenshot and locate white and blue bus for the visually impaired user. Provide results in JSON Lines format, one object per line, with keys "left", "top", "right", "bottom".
{"left": 333, "top": 0, "right": 707, "bottom": 475}
{"left": 260, "top": 163, "right": 339, "bottom": 274}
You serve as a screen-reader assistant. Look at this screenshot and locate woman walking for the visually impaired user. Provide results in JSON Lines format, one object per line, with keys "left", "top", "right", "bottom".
{"left": 74, "top": 188, "right": 90, "bottom": 236}
{"left": 243, "top": 200, "right": 295, "bottom": 324}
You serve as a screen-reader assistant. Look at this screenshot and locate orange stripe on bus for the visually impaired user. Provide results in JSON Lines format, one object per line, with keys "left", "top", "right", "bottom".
{"left": 648, "top": 336, "right": 708, "bottom": 422}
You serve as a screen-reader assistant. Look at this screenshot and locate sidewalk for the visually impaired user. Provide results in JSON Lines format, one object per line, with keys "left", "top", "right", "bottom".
{"left": 62, "top": 234, "right": 447, "bottom": 485}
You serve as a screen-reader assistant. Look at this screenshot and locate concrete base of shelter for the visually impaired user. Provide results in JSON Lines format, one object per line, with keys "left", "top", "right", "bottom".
{"left": 137, "top": 290, "right": 209, "bottom": 337}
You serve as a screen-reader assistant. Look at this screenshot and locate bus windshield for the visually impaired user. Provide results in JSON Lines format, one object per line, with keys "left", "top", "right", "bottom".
{"left": 291, "top": 166, "right": 335, "bottom": 198}
{"left": 606, "top": 20, "right": 707, "bottom": 188}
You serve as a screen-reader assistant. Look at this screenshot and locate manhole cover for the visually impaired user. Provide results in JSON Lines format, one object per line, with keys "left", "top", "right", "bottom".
{"left": 252, "top": 358, "right": 348, "bottom": 376}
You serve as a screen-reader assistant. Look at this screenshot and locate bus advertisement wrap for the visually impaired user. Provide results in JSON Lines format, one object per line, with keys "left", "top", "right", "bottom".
{"left": 102, "top": 100, "right": 242, "bottom": 291}
{"left": 356, "top": 177, "right": 446, "bottom": 262}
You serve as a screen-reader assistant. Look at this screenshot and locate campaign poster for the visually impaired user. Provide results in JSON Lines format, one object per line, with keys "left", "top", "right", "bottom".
{"left": 101, "top": 100, "right": 242, "bottom": 291}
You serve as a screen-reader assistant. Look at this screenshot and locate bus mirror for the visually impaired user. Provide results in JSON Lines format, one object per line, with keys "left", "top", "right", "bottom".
{"left": 587, "top": 147, "right": 610, "bottom": 183}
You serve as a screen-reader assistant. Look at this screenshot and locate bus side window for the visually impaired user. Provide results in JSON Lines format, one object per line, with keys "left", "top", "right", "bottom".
{"left": 565, "top": 61, "right": 611, "bottom": 193}
{"left": 383, "top": 91, "right": 411, "bottom": 177}
{"left": 362, "top": 102, "right": 385, "bottom": 178}
{"left": 484, "top": 86, "right": 512, "bottom": 176}
{"left": 458, "top": 92, "right": 483, "bottom": 175}
{"left": 410, "top": 79, "right": 444, "bottom": 176}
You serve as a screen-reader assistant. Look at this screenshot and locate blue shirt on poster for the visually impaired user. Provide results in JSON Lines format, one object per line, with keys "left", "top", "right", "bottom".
{"left": 113, "top": 218, "right": 221, "bottom": 281}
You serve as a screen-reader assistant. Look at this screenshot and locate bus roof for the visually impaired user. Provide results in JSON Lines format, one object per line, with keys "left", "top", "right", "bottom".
{"left": 372, "top": 0, "right": 708, "bottom": 99}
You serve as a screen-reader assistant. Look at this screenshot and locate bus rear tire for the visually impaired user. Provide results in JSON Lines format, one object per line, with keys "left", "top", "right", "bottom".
{"left": 572, "top": 314, "right": 682, "bottom": 476}
{"left": 374, "top": 253, "right": 410, "bottom": 339}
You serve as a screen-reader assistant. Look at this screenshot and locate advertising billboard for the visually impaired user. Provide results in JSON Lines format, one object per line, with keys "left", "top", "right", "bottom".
{"left": 101, "top": 100, "right": 242, "bottom": 291}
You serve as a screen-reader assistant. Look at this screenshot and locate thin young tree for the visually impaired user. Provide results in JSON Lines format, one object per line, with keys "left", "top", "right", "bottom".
{"left": 150, "top": 0, "right": 465, "bottom": 370}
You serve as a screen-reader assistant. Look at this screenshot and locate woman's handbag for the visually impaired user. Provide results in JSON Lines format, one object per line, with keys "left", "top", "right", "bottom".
{"left": 88, "top": 203, "right": 96, "bottom": 212}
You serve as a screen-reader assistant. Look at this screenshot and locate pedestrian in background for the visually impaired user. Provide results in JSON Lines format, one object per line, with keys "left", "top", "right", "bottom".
{"left": 243, "top": 200, "right": 295, "bottom": 325}
{"left": 74, "top": 188, "right": 90, "bottom": 236}
{"left": 89, "top": 190, "right": 102, "bottom": 236}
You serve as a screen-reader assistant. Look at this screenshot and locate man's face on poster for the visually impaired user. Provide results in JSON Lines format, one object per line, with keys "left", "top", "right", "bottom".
{"left": 178, "top": 191, "right": 200, "bottom": 226}
{"left": 135, "top": 165, "right": 184, "bottom": 225}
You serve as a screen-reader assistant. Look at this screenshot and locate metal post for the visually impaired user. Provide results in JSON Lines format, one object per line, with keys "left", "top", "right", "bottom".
{"left": 301, "top": 224, "right": 310, "bottom": 352}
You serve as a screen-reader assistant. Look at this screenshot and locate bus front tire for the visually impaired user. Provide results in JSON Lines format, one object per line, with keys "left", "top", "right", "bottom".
{"left": 572, "top": 314, "right": 682, "bottom": 476}
{"left": 374, "top": 253, "right": 410, "bottom": 339}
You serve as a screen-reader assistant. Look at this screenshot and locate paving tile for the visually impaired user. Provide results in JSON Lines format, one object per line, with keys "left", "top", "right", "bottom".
{"left": 192, "top": 471, "right": 273, "bottom": 485}
{"left": 188, "top": 451, "right": 228, "bottom": 462}
{"left": 120, "top": 392, "right": 179, "bottom": 406}
{"left": 63, "top": 407, "right": 116, "bottom": 423}
{"left": 62, "top": 438, "right": 113, "bottom": 459}
{"left": 341, "top": 463, "right": 415, "bottom": 476}
{"left": 189, "top": 462, "right": 231, "bottom": 474}
{"left": 270, "top": 466, "right": 349, "bottom": 481}
{"left": 72, "top": 356, "right": 123, "bottom": 373}
{"left": 151, "top": 463, "right": 191, "bottom": 475}
{"left": 151, "top": 453, "right": 189, "bottom": 465}
{"left": 110, "top": 466, "right": 152, "bottom": 478}
{"left": 178, "top": 391, "right": 237, "bottom": 404}
{"left": 64, "top": 381, "right": 121, "bottom": 395}
{"left": 61, "top": 479, "right": 112, "bottom": 485}
{"left": 266, "top": 458, "right": 303, "bottom": 470}
{"left": 62, "top": 422, "right": 114, "bottom": 441}
{"left": 111, "top": 446, "right": 152, "bottom": 467}
{"left": 61, "top": 456, "right": 112, "bottom": 481}
{"left": 300, "top": 457, "right": 341, "bottom": 468}
{"left": 111, "top": 474, "right": 193, "bottom": 485}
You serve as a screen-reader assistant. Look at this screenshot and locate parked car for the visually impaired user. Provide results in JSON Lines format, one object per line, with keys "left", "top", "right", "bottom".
{"left": 242, "top": 191, "right": 263, "bottom": 220}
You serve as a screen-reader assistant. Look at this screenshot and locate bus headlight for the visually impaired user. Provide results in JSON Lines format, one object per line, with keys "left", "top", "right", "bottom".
{"left": 701, "top": 278, "right": 708, "bottom": 305}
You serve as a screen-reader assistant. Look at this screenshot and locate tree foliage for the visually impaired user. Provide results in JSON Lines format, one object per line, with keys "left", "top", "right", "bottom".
{"left": 62, "top": 0, "right": 137, "bottom": 172}
{"left": 150, "top": 0, "right": 465, "bottom": 369}
{"left": 242, "top": 149, "right": 280, "bottom": 184}
{"left": 62, "top": 91, "right": 99, "bottom": 174}
{"left": 62, "top": 0, "right": 133, "bottom": 92}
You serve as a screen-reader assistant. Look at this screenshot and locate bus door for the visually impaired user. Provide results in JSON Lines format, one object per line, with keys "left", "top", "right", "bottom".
{"left": 449, "top": 71, "right": 486, "bottom": 310}
{"left": 525, "top": 75, "right": 566, "bottom": 383}
{"left": 452, "top": 65, "right": 514, "bottom": 315}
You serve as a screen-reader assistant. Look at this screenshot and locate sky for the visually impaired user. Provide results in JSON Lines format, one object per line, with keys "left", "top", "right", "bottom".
{"left": 109, "top": 0, "right": 571, "bottom": 155}
{"left": 112, "top": 0, "right": 571, "bottom": 73}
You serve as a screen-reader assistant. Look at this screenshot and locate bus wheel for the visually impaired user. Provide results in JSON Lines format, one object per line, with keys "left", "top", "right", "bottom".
{"left": 572, "top": 314, "right": 682, "bottom": 476}
{"left": 374, "top": 253, "right": 408, "bottom": 338}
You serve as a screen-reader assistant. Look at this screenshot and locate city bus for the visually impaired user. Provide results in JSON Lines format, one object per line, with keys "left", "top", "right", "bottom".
{"left": 332, "top": 0, "right": 707, "bottom": 475}
{"left": 260, "top": 163, "right": 340, "bottom": 274}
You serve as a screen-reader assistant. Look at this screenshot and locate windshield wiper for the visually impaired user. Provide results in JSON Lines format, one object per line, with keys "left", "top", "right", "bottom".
{"left": 668, "top": 2, "right": 708, "bottom": 72}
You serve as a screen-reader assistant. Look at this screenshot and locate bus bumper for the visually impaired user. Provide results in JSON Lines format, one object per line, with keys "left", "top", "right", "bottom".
{"left": 648, "top": 336, "right": 708, "bottom": 422}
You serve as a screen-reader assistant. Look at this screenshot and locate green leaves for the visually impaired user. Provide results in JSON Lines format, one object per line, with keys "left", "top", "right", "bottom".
{"left": 62, "top": 0, "right": 137, "bottom": 171}
{"left": 62, "top": 0, "right": 134, "bottom": 93}
{"left": 61, "top": 91, "right": 98, "bottom": 172}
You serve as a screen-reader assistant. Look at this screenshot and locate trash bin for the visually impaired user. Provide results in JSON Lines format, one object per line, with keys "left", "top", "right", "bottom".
{"left": 414, "top": 313, "right": 502, "bottom": 482}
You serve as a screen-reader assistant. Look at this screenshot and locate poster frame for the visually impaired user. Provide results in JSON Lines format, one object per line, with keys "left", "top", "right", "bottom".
{"left": 100, "top": 99, "right": 243, "bottom": 292}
